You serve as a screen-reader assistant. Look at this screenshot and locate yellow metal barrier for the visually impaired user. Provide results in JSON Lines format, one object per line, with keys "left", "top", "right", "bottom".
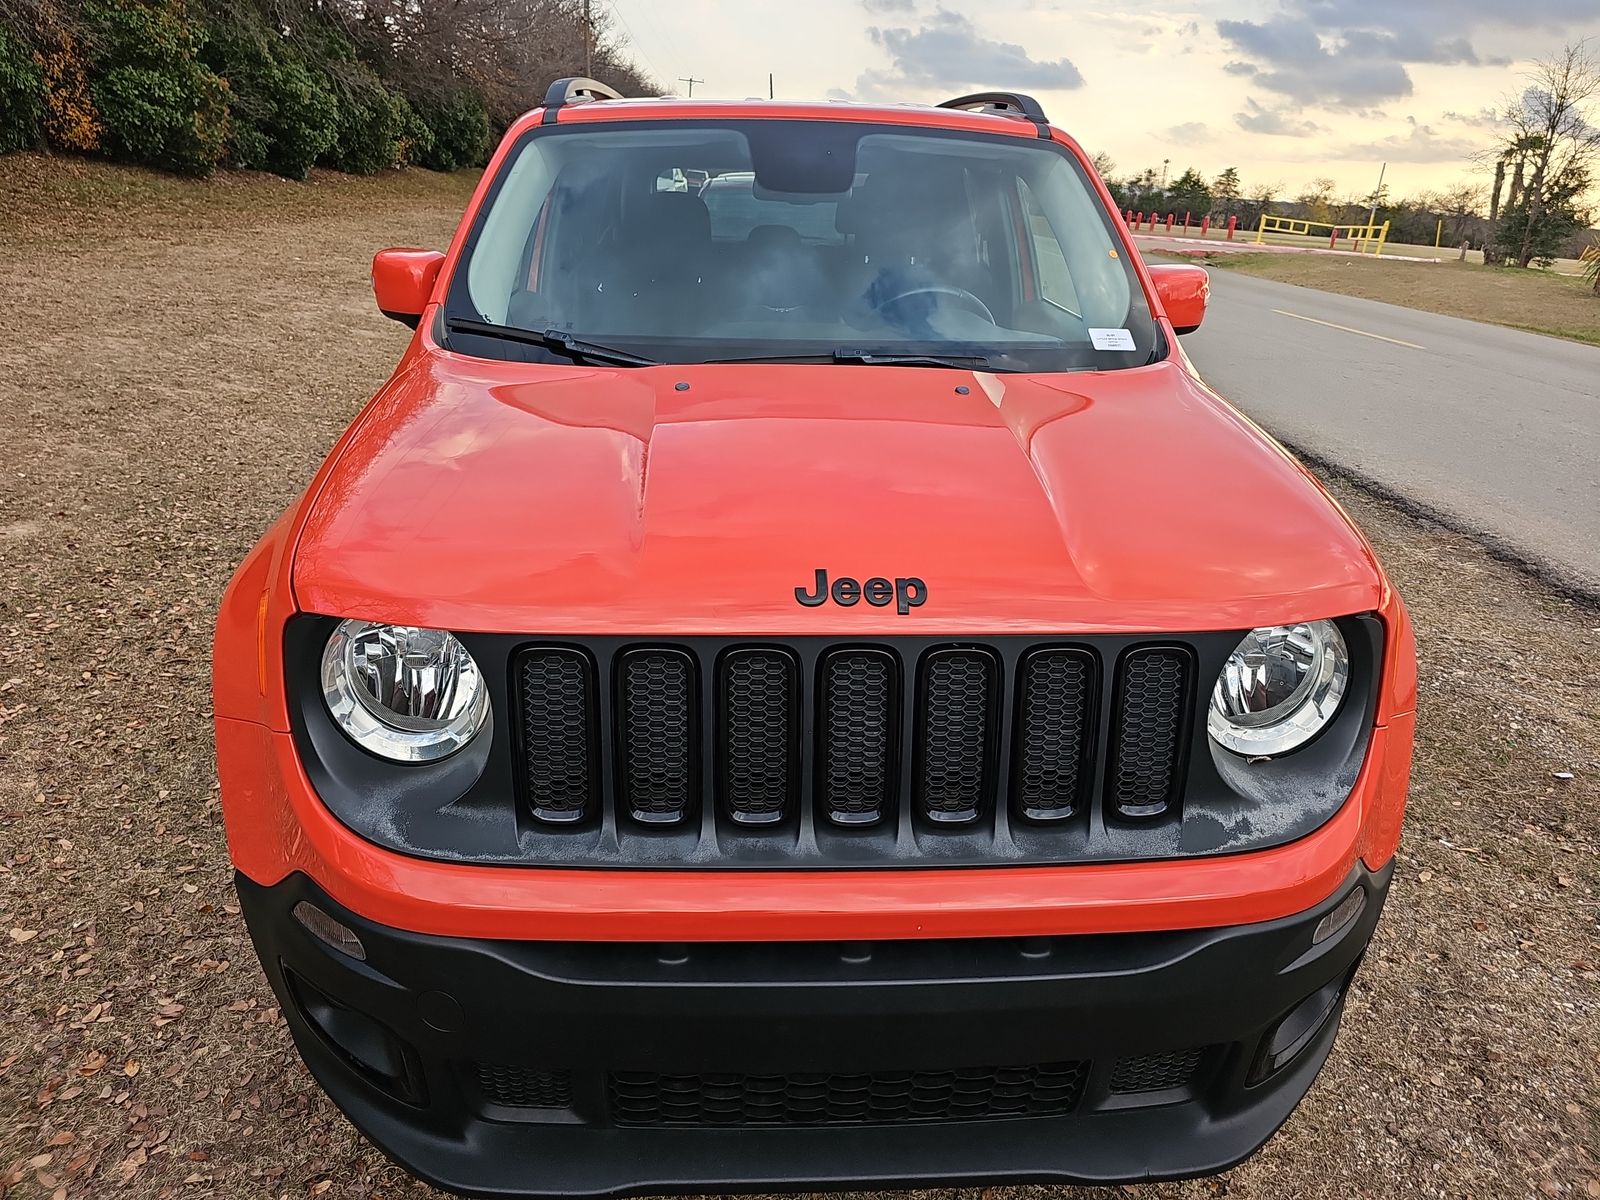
{"left": 1255, "top": 215, "right": 1390, "bottom": 256}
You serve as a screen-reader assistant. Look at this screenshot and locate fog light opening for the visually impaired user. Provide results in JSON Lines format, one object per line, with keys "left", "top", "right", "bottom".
{"left": 1312, "top": 887, "right": 1366, "bottom": 945}
{"left": 1249, "top": 974, "right": 1348, "bottom": 1085}
{"left": 293, "top": 901, "right": 367, "bottom": 961}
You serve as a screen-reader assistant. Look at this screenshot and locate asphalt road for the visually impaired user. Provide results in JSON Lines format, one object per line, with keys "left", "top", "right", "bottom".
{"left": 1177, "top": 267, "right": 1600, "bottom": 595}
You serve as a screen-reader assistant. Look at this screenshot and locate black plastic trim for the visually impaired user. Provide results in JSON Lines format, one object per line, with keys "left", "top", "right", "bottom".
{"left": 283, "top": 618, "right": 1384, "bottom": 870}
{"left": 937, "top": 91, "right": 1052, "bottom": 136}
{"left": 236, "top": 860, "right": 1393, "bottom": 1197}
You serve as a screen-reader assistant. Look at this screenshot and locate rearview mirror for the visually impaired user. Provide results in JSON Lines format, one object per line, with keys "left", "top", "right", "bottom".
{"left": 1147, "top": 263, "right": 1209, "bottom": 335}
{"left": 372, "top": 249, "right": 446, "bottom": 329}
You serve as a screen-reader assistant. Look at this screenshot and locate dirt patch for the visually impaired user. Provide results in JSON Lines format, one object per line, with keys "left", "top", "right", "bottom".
{"left": 1202, "top": 251, "right": 1600, "bottom": 347}
{"left": 0, "top": 160, "right": 1596, "bottom": 1199}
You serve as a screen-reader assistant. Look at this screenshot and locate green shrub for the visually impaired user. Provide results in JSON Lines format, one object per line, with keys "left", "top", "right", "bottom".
{"left": 414, "top": 93, "right": 490, "bottom": 172}
{"left": 83, "top": 0, "right": 229, "bottom": 174}
{"left": 323, "top": 71, "right": 411, "bottom": 174}
{"left": 200, "top": 13, "right": 337, "bottom": 178}
{"left": 0, "top": 26, "right": 47, "bottom": 153}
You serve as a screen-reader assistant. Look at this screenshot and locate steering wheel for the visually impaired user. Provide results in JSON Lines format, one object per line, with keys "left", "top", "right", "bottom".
{"left": 874, "top": 285, "right": 996, "bottom": 325}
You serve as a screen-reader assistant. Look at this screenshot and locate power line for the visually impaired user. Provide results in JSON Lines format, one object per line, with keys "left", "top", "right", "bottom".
{"left": 599, "top": 0, "right": 669, "bottom": 92}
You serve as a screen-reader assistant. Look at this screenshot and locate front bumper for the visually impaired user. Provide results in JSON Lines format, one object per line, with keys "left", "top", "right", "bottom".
{"left": 238, "top": 862, "right": 1392, "bottom": 1198}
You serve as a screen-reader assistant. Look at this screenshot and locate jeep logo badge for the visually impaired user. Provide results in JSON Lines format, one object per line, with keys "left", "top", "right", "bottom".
{"left": 795, "top": 569, "right": 926, "bottom": 615}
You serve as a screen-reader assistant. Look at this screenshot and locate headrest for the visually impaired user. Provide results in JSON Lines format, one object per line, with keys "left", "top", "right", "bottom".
{"left": 746, "top": 224, "right": 803, "bottom": 252}
{"left": 626, "top": 191, "right": 711, "bottom": 246}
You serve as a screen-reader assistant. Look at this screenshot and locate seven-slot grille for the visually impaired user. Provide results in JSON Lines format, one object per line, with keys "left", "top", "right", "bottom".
{"left": 512, "top": 641, "right": 1196, "bottom": 834}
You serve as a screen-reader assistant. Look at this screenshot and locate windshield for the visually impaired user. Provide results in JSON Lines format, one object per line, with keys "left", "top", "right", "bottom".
{"left": 444, "top": 120, "right": 1160, "bottom": 372}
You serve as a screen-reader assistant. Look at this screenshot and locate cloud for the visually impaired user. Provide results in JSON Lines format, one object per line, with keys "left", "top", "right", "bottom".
{"left": 1444, "top": 106, "right": 1502, "bottom": 129}
{"left": 1331, "top": 122, "right": 1490, "bottom": 163}
{"left": 1217, "top": 15, "right": 1414, "bottom": 107}
{"left": 1216, "top": 0, "right": 1587, "bottom": 111}
{"left": 852, "top": 8, "right": 1085, "bottom": 97}
{"left": 1165, "top": 121, "right": 1212, "bottom": 142}
{"left": 1234, "top": 98, "right": 1325, "bottom": 137}
{"left": 860, "top": 0, "right": 916, "bottom": 12}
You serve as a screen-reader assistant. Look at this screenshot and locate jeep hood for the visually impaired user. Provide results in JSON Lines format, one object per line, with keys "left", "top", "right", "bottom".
{"left": 291, "top": 354, "right": 1384, "bottom": 634}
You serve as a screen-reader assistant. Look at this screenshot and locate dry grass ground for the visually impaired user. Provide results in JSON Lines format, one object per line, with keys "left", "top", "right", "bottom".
{"left": 1201, "top": 252, "right": 1600, "bottom": 347}
{"left": 0, "top": 155, "right": 1596, "bottom": 1200}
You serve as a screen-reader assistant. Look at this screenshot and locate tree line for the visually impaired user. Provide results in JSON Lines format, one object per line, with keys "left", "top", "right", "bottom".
{"left": 1096, "top": 43, "right": 1598, "bottom": 278}
{"left": 0, "top": 0, "right": 656, "bottom": 177}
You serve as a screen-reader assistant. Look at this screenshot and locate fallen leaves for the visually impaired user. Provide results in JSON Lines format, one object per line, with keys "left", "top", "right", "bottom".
{"left": 9, "top": 928, "right": 39, "bottom": 943}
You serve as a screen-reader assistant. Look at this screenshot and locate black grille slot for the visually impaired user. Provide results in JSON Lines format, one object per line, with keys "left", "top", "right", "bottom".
{"left": 1109, "top": 647, "right": 1193, "bottom": 818}
{"left": 516, "top": 648, "right": 597, "bottom": 823}
{"left": 1014, "top": 649, "right": 1094, "bottom": 821}
{"left": 819, "top": 650, "right": 897, "bottom": 825}
{"left": 916, "top": 649, "right": 997, "bottom": 823}
{"left": 721, "top": 650, "right": 799, "bottom": 825}
{"left": 1109, "top": 1046, "right": 1207, "bottom": 1093}
{"left": 618, "top": 648, "right": 695, "bottom": 824}
{"left": 609, "top": 1061, "right": 1088, "bottom": 1127}
{"left": 475, "top": 1063, "right": 574, "bottom": 1109}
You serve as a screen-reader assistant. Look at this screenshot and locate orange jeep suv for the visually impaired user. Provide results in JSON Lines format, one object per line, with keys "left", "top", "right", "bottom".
{"left": 213, "top": 79, "right": 1417, "bottom": 1197}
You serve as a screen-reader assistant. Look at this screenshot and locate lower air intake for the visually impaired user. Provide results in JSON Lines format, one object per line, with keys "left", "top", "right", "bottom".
{"left": 475, "top": 1063, "right": 574, "bottom": 1109}
{"left": 1109, "top": 1046, "right": 1208, "bottom": 1094}
{"left": 609, "top": 1060, "right": 1088, "bottom": 1127}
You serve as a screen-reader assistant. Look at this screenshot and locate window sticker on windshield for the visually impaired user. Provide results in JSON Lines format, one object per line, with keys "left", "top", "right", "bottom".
{"left": 1089, "top": 328, "right": 1137, "bottom": 351}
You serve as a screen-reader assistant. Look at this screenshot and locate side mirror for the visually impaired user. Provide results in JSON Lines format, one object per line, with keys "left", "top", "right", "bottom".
{"left": 372, "top": 249, "right": 446, "bottom": 329}
{"left": 1148, "top": 263, "right": 1209, "bottom": 335}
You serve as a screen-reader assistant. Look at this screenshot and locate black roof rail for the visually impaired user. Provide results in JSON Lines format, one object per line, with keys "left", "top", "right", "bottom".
{"left": 541, "top": 77, "right": 625, "bottom": 124}
{"left": 936, "top": 92, "right": 1051, "bottom": 137}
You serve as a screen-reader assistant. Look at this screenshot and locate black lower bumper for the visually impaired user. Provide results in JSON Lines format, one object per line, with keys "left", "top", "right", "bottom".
{"left": 236, "top": 865, "right": 1392, "bottom": 1198}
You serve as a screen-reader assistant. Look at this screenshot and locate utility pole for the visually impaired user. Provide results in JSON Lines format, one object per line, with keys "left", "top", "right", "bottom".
{"left": 583, "top": 0, "right": 591, "bottom": 78}
{"left": 769, "top": 73, "right": 774, "bottom": 100}
{"left": 678, "top": 75, "right": 704, "bottom": 97}
{"left": 1364, "top": 161, "right": 1387, "bottom": 249}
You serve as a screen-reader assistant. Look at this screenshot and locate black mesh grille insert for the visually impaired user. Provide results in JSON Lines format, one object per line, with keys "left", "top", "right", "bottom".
{"left": 516, "top": 648, "right": 596, "bottom": 823}
{"left": 1109, "top": 1047, "right": 1207, "bottom": 1093}
{"left": 721, "top": 650, "right": 798, "bottom": 825}
{"left": 1014, "top": 650, "right": 1093, "bottom": 821}
{"left": 917, "top": 649, "right": 996, "bottom": 823}
{"left": 819, "top": 650, "right": 896, "bottom": 825}
{"left": 619, "top": 649, "right": 694, "bottom": 824}
{"left": 1110, "top": 648, "right": 1192, "bottom": 818}
{"left": 475, "top": 1063, "right": 574, "bottom": 1109}
{"left": 609, "top": 1061, "right": 1088, "bottom": 1127}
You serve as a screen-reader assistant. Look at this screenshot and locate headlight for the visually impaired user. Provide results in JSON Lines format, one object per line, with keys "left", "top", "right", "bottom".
{"left": 320, "top": 620, "right": 490, "bottom": 763}
{"left": 1208, "top": 620, "right": 1349, "bottom": 757}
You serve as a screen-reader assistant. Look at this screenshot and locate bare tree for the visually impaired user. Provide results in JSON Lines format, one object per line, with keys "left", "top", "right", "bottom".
{"left": 1480, "top": 42, "right": 1600, "bottom": 267}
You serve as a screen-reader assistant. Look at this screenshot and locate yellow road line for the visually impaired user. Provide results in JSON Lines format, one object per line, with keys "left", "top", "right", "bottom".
{"left": 1271, "top": 309, "right": 1425, "bottom": 350}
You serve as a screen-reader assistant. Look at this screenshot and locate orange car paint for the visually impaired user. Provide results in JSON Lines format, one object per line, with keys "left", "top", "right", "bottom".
{"left": 214, "top": 97, "right": 1416, "bottom": 944}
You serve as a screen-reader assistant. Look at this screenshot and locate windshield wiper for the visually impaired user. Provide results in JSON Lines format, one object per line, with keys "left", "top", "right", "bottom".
{"left": 445, "top": 318, "right": 657, "bottom": 367}
{"left": 706, "top": 348, "right": 1000, "bottom": 370}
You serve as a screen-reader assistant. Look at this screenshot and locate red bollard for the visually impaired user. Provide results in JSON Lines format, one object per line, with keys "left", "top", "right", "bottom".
{"left": 1329, "top": 228, "right": 1339, "bottom": 249}
{"left": 1183, "top": 212, "right": 1192, "bottom": 233}
{"left": 1226, "top": 216, "right": 1238, "bottom": 240}
{"left": 1135, "top": 211, "right": 1144, "bottom": 229}
{"left": 1201, "top": 216, "right": 1211, "bottom": 238}
{"left": 1166, "top": 212, "right": 1175, "bottom": 231}
{"left": 1125, "top": 209, "right": 1133, "bottom": 224}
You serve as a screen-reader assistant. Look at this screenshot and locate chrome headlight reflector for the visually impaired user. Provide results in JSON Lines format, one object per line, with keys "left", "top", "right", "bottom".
{"left": 1208, "top": 620, "right": 1349, "bottom": 758}
{"left": 321, "top": 620, "right": 490, "bottom": 763}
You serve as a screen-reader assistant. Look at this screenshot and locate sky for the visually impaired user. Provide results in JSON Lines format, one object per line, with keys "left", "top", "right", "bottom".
{"left": 603, "top": 0, "right": 1600, "bottom": 199}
